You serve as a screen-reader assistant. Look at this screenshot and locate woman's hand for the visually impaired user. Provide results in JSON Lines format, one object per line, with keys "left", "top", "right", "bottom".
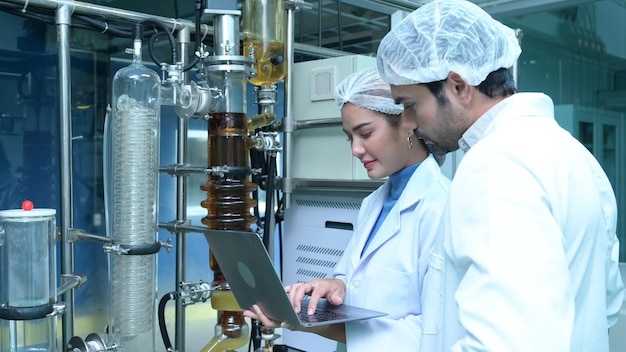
{"left": 243, "top": 304, "right": 287, "bottom": 329}
{"left": 286, "top": 278, "right": 346, "bottom": 315}
{"left": 243, "top": 278, "right": 347, "bottom": 327}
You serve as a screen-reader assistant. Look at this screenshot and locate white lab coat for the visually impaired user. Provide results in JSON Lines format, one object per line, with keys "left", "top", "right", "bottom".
{"left": 419, "top": 93, "right": 625, "bottom": 352}
{"left": 333, "top": 154, "right": 451, "bottom": 351}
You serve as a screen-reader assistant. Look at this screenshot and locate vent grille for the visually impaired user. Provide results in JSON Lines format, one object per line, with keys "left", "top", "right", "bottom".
{"left": 296, "top": 256, "right": 338, "bottom": 268}
{"left": 291, "top": 244, "right": 345, "bottom": 280}
{"left": 295, "top": 268, "right": 328, "bottom": 279}
{"left": 296, "top": 244, "right": 345, "bottom": 257}
{"left": 295, "top": 199, "right": 361, "bottom": 210}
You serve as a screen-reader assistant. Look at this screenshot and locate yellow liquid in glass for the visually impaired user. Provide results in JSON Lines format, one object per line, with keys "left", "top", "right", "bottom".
{"left": 199, "top": 335, "right": 248, "bottom": 352}
{"left": 211, "top": 290, "right": 243, "bottom": 311}
{"left": 244, "top": 40, "right": 285, "bottom": 86}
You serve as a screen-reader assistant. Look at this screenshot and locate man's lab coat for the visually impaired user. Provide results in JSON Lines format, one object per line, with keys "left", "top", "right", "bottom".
{"left": 420, "top": 93, "right": 624, "bottom": 352}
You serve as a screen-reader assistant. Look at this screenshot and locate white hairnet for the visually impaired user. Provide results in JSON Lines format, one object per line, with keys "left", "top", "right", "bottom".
{"left": 377, "top": 0, "right": 521, "bottom": 86}
{"left": 334, "top": 67, "right": 403, "bottom": 115}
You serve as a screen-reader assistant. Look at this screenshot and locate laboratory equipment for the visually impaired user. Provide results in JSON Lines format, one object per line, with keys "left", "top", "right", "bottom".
{"left": 281, "top": 190, "right": 368, "bottom": 351}
{"left": 105, "top": 26, "right": 161, "bottom": 351}
{"left": 198, "top": 4, "right": 258, "bottom": 351}
{"left": 243, "top": 0, "right": 284, "bottom": 136}
{"left": 243, "top": 0, "right": 285, "bottom": 86}
{"left": 0, "top": 201, "right": 59, "bottom": 352}
{"left": 291, "top": 55, "right": 376, "bottom": 180}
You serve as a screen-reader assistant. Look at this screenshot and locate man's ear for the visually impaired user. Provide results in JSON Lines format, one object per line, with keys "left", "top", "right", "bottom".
{"left": 447, "top": 71, "right": 472, "bottom": 104}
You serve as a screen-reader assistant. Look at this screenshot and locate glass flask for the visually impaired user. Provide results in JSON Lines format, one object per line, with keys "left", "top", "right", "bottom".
{"left": 0, "top": 203, "right": 57, "bottom": 352}
{"left": 243, "top": 0, "right": 286, "bottom": 86}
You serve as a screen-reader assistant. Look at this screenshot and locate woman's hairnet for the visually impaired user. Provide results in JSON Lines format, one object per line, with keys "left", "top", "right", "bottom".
{"left": 377, "top": 0, "right": 521, "bottom": 86}
{"left": 334, "top": 67, "right": 403, "bottom": 115}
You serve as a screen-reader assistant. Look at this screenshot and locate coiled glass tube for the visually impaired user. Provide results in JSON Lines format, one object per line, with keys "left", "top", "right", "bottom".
{"left": 106, "top": 36, "right": 160, "bottom": 345}
{"left": 111, "top": 99, "right": 158, "bottom": 337}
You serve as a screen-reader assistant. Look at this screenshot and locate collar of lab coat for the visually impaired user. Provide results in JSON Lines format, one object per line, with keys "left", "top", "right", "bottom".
{"left": 459, "top": 92, "right": 554, "bottom": 153}
{"left": 357, "top": 154, "right": 442, "bottom": 259}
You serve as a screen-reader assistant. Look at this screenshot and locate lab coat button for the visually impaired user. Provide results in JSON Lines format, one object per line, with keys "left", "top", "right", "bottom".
{"left": 352, "top": 281, "right": 360, "bottom": 288}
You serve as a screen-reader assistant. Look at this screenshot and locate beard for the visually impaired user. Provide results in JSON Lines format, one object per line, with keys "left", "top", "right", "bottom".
{"left": 418, "top": 97, "right": 466, "bottom": 153}
{"left": 414, "top": 123, "right": 460, "bottom": 154}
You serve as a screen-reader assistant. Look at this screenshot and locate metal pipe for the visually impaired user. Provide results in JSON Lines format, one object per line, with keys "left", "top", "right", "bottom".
{"left": 295, "top": 117, "right": 342, "bottom": 130}
{"left": 56, "top": 1, "right": 75, "bottom": 348}
{"left": 160, "top": 165, "right": 210, "bottom": 175}
{"left": 57, "top": 274, "right": 86, "bottom": 297}
{"left": 76, "top": 231, "right": 113, "bottom": 244}
{"left": 160, "top": 222, "right": 257, "bottom": 238}
{"left": 3, "top": 0, "right": 196, "bottom": 30}
{"left": 6, "top": 0, "right": 348, "bottom": 59}
{"left": 283, "top": 2, "right": 295, "bottom": 209}
{"left": 292, "top": 42, "right": 348, "bottom": 58}
{"left": 174, "top": 26, "right": 190, "bottom": 352}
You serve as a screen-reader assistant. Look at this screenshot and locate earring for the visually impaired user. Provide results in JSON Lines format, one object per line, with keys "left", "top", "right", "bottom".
{"left": 407, "top": 135, "right": 413, "bottom": 149}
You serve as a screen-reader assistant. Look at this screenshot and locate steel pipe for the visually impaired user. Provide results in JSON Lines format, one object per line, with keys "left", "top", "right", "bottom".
{"left": 56, "top": 1, "right": 75, "bottom": 348}
{"left": 174, "top": 26, "right": 190, "bottom": 352}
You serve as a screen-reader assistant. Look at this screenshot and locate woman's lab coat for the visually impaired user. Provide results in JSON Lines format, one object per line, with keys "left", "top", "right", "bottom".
{"left": 333, "top": 154, "right": 450, "bottom": 351}
{"left": 419, "top": 93, "right": 624, "bottom": 352}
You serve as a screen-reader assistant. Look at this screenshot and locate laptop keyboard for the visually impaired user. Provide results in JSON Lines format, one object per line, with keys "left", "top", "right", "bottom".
{"left": 297, "top": 302, "right": 349, "bottom": 323}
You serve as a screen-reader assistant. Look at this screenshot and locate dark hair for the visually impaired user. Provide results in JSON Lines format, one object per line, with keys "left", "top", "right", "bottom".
{"left": 477, "top": 68, "right": 517, "bottom": 98}
{"left": 424, "top": 79, "right": 449, "bottom": 106}
{"left": 424, "top": 68, "right": 517, "bottom": 105}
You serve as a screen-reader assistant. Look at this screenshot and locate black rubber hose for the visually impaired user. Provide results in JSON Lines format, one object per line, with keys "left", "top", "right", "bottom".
{"left": 250, "top": 148, "right": 262, "bottom": 229}
{"left": 118, "top": 241, "right": 162, "bottom": 255}
{"left": 262, "top": 153, "right": 277, "bottom": 250}
{"left": 158, "top": 292, "right": 176, "bottom": 351}
{"left": 141, "top": 18, "right": 178, "bottom": 65}
{"left": 182, "top": 0, "right": 203, "bottom": 72}
{"left": 148, "top": 31, "right": 171, "bottom": 66}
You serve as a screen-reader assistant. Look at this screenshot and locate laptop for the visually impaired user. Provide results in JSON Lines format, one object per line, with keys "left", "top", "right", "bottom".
{"left": 204, "top": 230, "right": 387, "bottom": 328}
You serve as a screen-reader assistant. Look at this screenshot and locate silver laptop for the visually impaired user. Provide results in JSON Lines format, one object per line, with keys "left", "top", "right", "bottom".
{"left": 204, "top": 230, "right": 387, "bottom": 328}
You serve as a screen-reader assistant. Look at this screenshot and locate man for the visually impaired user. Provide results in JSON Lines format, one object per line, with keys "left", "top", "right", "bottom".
{"left": 376, "top": 0, "right": 624, "bottom": 351}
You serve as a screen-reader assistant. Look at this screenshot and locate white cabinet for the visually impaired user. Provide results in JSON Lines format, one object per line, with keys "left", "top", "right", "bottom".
{"left": 291, "top": 55, "right": 377, "bottom": 181}
{"left": 555, "top": 104, "right": 625, "bottom": 260}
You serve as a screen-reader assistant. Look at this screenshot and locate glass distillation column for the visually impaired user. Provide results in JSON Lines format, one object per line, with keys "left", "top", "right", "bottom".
{"left": 105, "top": 29, "right": 160, "bottom": 351}
{"left": 243, "top": 0, "right": 285, "bottom": 129}
{"left": 199, "top": 9, "right": 257, "bottom": 352}
{"left": 242, "top": 2, "right": 284, "bottom": 350}
{"left": 0, "top": 202, "right": 60, "bottom": 352}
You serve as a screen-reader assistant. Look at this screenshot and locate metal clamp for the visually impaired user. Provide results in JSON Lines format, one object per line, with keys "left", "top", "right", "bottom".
{"left": 104, "top": 239, "right": 173, "bottom": 255}
{"left": 178, "top": 281, "right": 216, "bottom": 306}
{"left": 68, "top": 333, "right": 120, "bottom": 352}
{"left": 207, "top": 165, "right": 251, "bottom": 177}
{"left": 0, "top": 302, "right": 65, "bottom": 321}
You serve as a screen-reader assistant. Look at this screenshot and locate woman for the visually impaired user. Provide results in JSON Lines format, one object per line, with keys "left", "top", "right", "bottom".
{"left": 245, "top": 67, "right": 450, "bottom": 350}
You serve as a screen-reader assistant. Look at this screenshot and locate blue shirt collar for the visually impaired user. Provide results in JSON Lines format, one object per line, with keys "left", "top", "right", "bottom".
{"left": 388, "top": 162, "right": 420, "bottom": 200}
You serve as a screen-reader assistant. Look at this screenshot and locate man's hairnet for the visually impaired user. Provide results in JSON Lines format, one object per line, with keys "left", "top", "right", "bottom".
{"left": 377, "top": 0, "right": 521, "bottom": 86}
{"left": 334, "top": 67, "right": 403, "bottom": 115}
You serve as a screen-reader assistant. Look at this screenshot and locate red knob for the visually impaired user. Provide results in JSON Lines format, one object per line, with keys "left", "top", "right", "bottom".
{"left": 22, "top": 200, "right": 34, "bottom": 211}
